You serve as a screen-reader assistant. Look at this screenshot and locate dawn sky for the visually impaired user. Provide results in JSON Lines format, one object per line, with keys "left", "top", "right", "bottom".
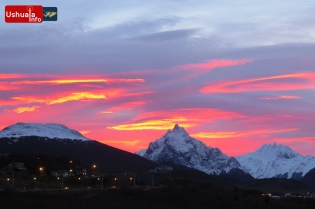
{"left": 1, "top": 0, "right": 315, "bottom": 156}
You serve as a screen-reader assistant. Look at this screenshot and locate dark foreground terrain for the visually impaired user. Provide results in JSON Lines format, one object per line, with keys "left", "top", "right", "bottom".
{"left": 1, "top": 184, "right": 315, "bottom": 209}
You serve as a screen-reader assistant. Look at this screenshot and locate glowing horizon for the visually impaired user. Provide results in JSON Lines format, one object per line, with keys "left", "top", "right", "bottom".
{"left": 1, "top": 0, "right": 315, "bottom": 157}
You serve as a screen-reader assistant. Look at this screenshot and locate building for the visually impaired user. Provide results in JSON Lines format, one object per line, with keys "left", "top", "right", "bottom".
{"left": 6, "top": 162, "right": 27, "bottom": 173}
{"left": 51, "top": 170, "right": 68, "bottom": 178}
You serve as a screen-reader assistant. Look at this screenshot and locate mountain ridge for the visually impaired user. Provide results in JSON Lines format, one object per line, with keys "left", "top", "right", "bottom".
{"left": 136, "top": 124, "right": 246, "bottom": 176}
{"left": 236, "top": 142, "right": 315, "bottom": 180}
{"left": 0, "top": 122, "right": 90, "bottom": 141}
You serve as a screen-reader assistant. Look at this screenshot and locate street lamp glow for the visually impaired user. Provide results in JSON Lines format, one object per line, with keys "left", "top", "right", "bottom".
{"left": 7, "top": 178, "right": 10, "bottom": 181}
{"left": 34, "top": 177, "right": 36, "bottom": 180}
{"left": 39, "top": 167, "right": 43, "bottom": 171}
{"left": 93, "top": 164, "right": 96, "bottom": 168}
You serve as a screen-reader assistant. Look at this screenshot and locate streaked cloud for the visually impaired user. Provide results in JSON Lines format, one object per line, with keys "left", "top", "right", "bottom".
{"left": 108, "top": 108, "right": 242, "bottom": 130}
{"left": 192, "top": 128, "right": 299, "bottom": 139}
{"left": 101, "top": 140, "right": 140, "bottom": 146}
{"left": 275, "top": 136, "right": 315, "bottom": 144}
{"left": 108, "top": 118, "right": 194, "bottom": 131}
{"left": 179, "top": 59, "right": 252, "bottom": 70}
{"left": 12, "top": 78, "right": 145, "bottom": 85}
{"left": 11, "top": 106, "right": 39, "bottom": 114}
{"left": 259, "top": 95, "right": 302, "bottom": 100}
{"left": 99, "top": 101, "right": 148, "bottom": 114}
{"left": 200, "top": 72, "right": 315, "bottom": 94}
{"left": 12, "top": 92, "right": 106, "bottom": 105}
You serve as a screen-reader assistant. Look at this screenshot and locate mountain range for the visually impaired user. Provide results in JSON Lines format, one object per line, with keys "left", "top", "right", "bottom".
{"left": 136, "top": 124, "right": 315, "bottom": 181}
{"left": 1, "top": 122, "right": 315, "bottom": 185}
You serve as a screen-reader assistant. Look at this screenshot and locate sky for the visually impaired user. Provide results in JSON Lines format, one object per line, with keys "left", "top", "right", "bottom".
{"left": 0, "top": 0, "right": 315, "bottom": 156}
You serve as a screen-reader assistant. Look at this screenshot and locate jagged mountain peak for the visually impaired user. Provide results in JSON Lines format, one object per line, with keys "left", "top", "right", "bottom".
{"left": 0, "top": 122, "right": 90, "bottom": 141}
{"left": 136, "top": 124, "right": 243, "bottom": 175}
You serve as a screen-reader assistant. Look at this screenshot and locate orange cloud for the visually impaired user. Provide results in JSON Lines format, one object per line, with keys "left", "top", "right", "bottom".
{"left": 108, "top": 108, "right": 242, "bottom": 130}
{"left": 11, "top": 106, "right": 39, "bottom": 113}
{"left": 191, "top": 128, "right": 299, "bottom": 139}
{"left": 49, "top": 92, "right": 106, "bottom": 104}
{"left": 259, "top": 95, "right": 301, "bottom": 100}
{"left": 79, "top": 130, "right": 90, "bottom": 135}
{"left": 108, "top": 118, "right": 194, "bottom": 131}
{"left": 12, "top": 92, "right": 106, "bottom": 105}
{"left": 101, "top": 140, "right": 140, "bottom": 146}
{"left": 11, "top": 78, "right": 145, "bottom": 85}
{"left": 200, "top": 72, "right": 315, "bottom": 94}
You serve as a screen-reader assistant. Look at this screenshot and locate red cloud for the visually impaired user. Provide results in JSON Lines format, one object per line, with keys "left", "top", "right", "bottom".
{"left": 200, "top": 72, "right": 315, "bottom": 94}
{"left": 179, "top": 59, "right": 252, "bottom": 70}
{"left": 99, "top": 101, "right": 149, "bottom": 114}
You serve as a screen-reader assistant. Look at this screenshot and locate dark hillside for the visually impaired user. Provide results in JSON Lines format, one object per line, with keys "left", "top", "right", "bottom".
{"left": 0, "top": 137, "right": 157, "bottom": 173}
{"left": 301, "top": 167, "right": 315, "bottom": 190}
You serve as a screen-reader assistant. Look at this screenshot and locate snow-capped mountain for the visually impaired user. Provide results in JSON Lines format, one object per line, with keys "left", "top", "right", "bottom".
{"left": 0, "top": 122, "right": 90, "bottom": 141}
{"left": 136, "top": 124, "right": 244, "bottom": 175}
{"left": 236, "top": 143, "right": 315, "bottom": 180}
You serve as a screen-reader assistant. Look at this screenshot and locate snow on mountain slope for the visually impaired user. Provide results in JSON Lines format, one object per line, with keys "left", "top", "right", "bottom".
{"left": 0, "top": 122, "right": 90, "bottom": 141}
{"left": 236, "top": 143, "right": 315, "bottom": 179}
{"left": 136, "top": 124, "right": 242, "bottom": 175}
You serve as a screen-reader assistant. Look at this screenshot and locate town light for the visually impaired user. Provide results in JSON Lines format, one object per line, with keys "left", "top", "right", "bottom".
{"left": 114, "top": 178, "right": 117, "bottom": 181}
{"left": 34, "top": 177, "right": 36, "bottom": 180}
{"left": 70, "top": 160, "right": 72, "bottom": 164}
{"left": 93, "top": 164, "right": 96, "bottom": 168}
{"left": 39, "top": 167, "right": 43, "bottom": 171}
{"left": 130, "top": 178, "right": 132, "bottom": 181}
{"left": 78, "top": 177, "right": 81, "bottom": 180}
{"left": 7, "top": 178, "right": 10, "bottom": 181}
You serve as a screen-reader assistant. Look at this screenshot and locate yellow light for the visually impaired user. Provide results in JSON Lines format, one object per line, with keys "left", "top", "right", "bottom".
{"left": 7, "top": 178, "right": 10, "bottom": 181}
{"left": 70, "top": 161, "right": 72, "bottom": 164}
{"left": 97, "top": 178, "right": 100, "bottom": 180}
{"left": 39, "top": 167, "right": 43, "bottom": 171}
{"left": 130, "top": 178, "right": 132, "bottom": 180}
{"left": 34, "top": 177, "right": 36, "bottom": 180}
{"left": 114, "top": 178, "right": 117, "bottom": 181}
{"left": 93, "top": 165, "right": 96, "bottom": 168}
{"left": 78, "top": 178, "right": 81, "bottom": 180}
{"left": 57, "top": 177, "right": 59, "bottom": 180}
